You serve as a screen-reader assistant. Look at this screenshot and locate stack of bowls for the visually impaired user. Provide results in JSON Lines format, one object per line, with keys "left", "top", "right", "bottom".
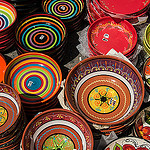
{"left": 42, "top": 0, "right": 86, "bottom": 32}
{"left": 65, "top": 55, "right": 144, "bottom": 136}
{"left": 0, "top": 0, "right": 17, "bottom": 52}
{"left": 87, "top": 17, "right": 138, "bottom": 65}
{"left": 3, "top": 52, "right": 62, "bottom": 117}
{"left": 0, "top": 83, "right": 27, "bottom": 149}
{"left": 143, "top": 24, "right": 150, "bottom": 56}
{"left": 86, "top": 0, "right": 150, "bottom": 25}
{"left": 21, "top": 109, "right": 94, "bottom": 150}
{"left": 6, "top": 0, "right": 41, "bottom": 18}
{"left": 15, "top": 13, "right": 67, "bottom": 63}
{"left": 104, "top": 137, "right": 150, "bottom": 150}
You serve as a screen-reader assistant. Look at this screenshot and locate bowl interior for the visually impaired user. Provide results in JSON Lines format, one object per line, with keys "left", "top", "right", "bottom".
{"left": 22, "top": 109, "right": 93, "bottom": 150}
{"left": 87, "top": 17, "right": 137, "bottom": 56}
{"left": 42, "top": 0, "right": 85, "bottom": 20}
{"left": 16, "top": 14, "right": 66, "bottom": 52}
{"left": 0, "top": 1, "right": 17, "bottom": 31}
{"left": 65, "top": 55, "right": 144, "bottom": 125}
{"left": 0, "top": 83, "right": 21, "bottom": 135}
{"left": 4, "top": 52, "right": 62, "bottom": 104}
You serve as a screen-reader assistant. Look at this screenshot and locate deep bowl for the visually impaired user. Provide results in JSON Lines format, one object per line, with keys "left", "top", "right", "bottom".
{"left": 15, "top": 13, "right": 67, "bottom": 55}
{"left": 4, "top": 52, "right": 62, "bottom": 105}
{"left": 65, "top": 55, "right": 144, "bottom": 125}
{"left": 21, "top": 108, "right": 94, "bottom": 150}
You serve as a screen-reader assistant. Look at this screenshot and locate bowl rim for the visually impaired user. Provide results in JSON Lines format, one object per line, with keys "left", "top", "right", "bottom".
{"left": 21, "top": 108, "right": 94, "bottom": 150}
{"left": 65, "top": 55, "right": 145, "bottom": 125}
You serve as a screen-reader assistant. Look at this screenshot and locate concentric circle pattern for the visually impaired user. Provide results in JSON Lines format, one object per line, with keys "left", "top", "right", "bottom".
{"left": 21, "top": 109, "right": 93, "bottom": 150}
{"left": 43, "top": 0, "right": 84, "bottom": 20}
{"left": 4, "top": 53, "right": 62, "bottom": 104}
{"left": 16, "top": 14, "right": 66, "bottom": 52}
{"left": 0, "top": 1, "right": 16, "bottom": 31}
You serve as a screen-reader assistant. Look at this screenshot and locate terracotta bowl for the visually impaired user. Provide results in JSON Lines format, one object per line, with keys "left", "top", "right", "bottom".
{"left": 21, "top": 108, "right": 94, "bottom": 150}
{"left": 104, "top": 136, "right": 150, "bottom": 150}
{"left": 3, "top": 52, "right": 62, "bottom": 106}
{"left": 65, "top": 55, "right": 144, "bottom": 125}
{"left": 15, "top": 13, "right": 67, "bottom": 55}
{"left": 0, "top": 83, "right": 21, "bottom": 137}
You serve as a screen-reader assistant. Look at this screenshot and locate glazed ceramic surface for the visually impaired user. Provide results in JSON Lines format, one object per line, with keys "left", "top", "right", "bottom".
{"left": 0, "top": 0, "right": 17, "bottom": 31}
{"left": 42, "top": 0, "right": 84, "bottom": 20}
{"left": 16, "top": 13, "right": 66, "bottom": 53}
{"left": 65, "top": 55, "right": 144, "bottom": 125}
{"left": 104, "top": 136, "right": 150, "bottom": 150}
{"left": 0, "top": 83, "right": 21, "bottom": 135}
{"left": 4, "top": 52, "right": 62, "bottom": 105}
{"left": 22, "top": 108, "right": 93, "bottom": 150}
{"left": 87, "top": 17, "right": 137, "bottom": 56}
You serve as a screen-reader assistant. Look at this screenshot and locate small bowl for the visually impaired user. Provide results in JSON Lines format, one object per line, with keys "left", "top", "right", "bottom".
{"left": 65, "top": 55, "right": 144, "bottom": 126}
{"left": 3, "top": 52, "right": 62, "bottom": 106}
{"left": 21, "top": 108, "right": 94, "bottom": 150}
{"left": 104, "top": 136, "right": 150, "bottom": 150}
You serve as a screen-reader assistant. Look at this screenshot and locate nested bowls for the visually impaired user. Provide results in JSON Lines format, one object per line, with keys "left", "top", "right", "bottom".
{"left": 42, "top": 0, "right": 86, "bottom": 31}
{"left": 15, "top": 13, "right": 67, "bottom": 62}
{"left": 0, "top": 83, "right": 27, "bottom": 149}
{"left": 21, "top": 108, "right": 94, "bottom": 150}
{"left": 104, "top": 137, "right": 150, "bottom": 150}
{"left": 65, "top": 55, "right": 144, "bottom": 127}
{"left": 87, "top": 0, "right": 150, "bottom": 25}
{"left": 87, "top": 17, "right": 137, "bottom": 63}
{"left": 0, "top": 0, "right": 17, "bottom": 52}
{"left": 3, "top": 52, "right": 62, "bottom": 115}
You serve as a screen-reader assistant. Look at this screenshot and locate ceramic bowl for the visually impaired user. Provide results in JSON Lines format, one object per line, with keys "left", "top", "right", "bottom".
{"left": 0, "top": 0, "right": 17, "bottom": 34}
{"left": 3, "top": 52, "right": 62, "bottom": 106}
{"left": 21, "top": 108, "right": 94, "bottom": 150}
{"left": 104, "top": 136, "right": 150, "bottom": 150}
{"left": 135, "top": 106, "right": 150, "bottom": 141}
{"left": 15, "top": 13, "right": 67, "bottom": 55}
{"left": 0, "top": 83, "right": 21, "bottom": 137}
{"left": 65, "top": 55, "right": 144, "bottom": 125}
{"left": 87, "top": 17, "right": 137, "bottom": 57}
{"left": 0, "top": 54, "right": 6, "bottom": 82}
{"left": 42, "top": 0, "right": 86, "bottom": 31}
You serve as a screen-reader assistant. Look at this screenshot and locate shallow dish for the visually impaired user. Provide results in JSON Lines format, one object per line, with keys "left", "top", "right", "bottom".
{"left": 21, "top": 108, "right": 94, "bottom": 150}
{"left": 4, "top": 52, "right": 62, "bottom": 105}
{"left": 65, "top": 55, "right": 144, "bottom": 125}
{"left": 87, "top": 17, "right": 137, "bottom": 57}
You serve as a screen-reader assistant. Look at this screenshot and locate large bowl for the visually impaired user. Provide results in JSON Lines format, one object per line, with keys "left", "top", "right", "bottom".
{"left": 65, "top": 55, "right": 144, "bottom": 126}
{"left": 3, "top": 52, "right": 62, "bottom": 106}
{"left": 21, "top": 108, "right": 94, "bottom": 150}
